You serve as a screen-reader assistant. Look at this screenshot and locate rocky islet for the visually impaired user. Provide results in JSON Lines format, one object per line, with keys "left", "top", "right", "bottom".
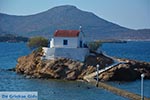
{"left": 15, "top": 49, "right": 150, "bottom": 81}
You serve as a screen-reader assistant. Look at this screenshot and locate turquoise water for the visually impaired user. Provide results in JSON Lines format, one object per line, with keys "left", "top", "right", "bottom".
{"left": 102, "top": 41, "right": 150, "bottom": 98}
{"left": 0, "top": 42, "right": 127, "bottom": 100}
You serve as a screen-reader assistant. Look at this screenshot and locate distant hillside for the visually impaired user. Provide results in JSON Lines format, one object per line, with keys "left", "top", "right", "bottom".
{"left": 0, "top": 34, "right": 28, "bottom": 42}
{"left": 0, "top": 5, "right": 150, "bottom": 40}
{"left": 119, "top": 29, "right": 150, "bottom": 40}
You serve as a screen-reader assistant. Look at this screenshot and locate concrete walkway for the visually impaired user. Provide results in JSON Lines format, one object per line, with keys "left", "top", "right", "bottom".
{"left": 88, "top": 78, "right": 150, "bottom": 100}
{"left": 83, "top": 53, "right": 150, "bottom": 100}
{"left": 83, "top": 52, "right": 122, "bottom": 82}
{"left": 83, "top": 62, "right": 121, "bottom": 82}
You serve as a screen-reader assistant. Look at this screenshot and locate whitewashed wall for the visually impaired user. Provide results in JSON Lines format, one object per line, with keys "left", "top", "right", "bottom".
{"left": 52, "top": 37, "right": 79, "bottom": 48}
{"left": 42, "top": 47, "right": 89, "bottom": 61}
{"left": 50, "top": 38, "right": 54, "bottom": 48}
{"left": 50, "top": 33, "right": 84, "bottom": 48}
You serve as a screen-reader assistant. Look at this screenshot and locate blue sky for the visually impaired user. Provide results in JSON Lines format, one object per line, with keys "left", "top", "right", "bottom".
{"left": 0, "top": 0, "right": 150, "bottom": 29}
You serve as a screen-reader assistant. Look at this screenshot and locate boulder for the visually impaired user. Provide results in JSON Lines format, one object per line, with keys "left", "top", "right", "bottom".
{"left": 99, "top": 59, "right": 150, "bottom": 81}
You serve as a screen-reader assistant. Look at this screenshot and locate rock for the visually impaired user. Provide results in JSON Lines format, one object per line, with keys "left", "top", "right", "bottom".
{"left": 85, "top": 52, "right": 113, "bottom": 67}
{"left": 7, "top": 68, "right": 16, "bottom": 71}
{"left": 16, "top": 49, "right": 114, "bottom": 80}
{"left": 15, "top": 49, "right": 150, "bottom": 81}
{"left": 25, "top": 75, "right": 32, "bottom": 79}
{"left": 99, "top": 59, "right": 150, "bottom": 81}
{"left": 66, "top": 71, "right": 77, "bottom": 80}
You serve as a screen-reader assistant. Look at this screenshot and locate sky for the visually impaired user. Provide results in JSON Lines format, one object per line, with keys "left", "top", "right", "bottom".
{"left": 0, "top": 0, "right": 150, "bottom": 29}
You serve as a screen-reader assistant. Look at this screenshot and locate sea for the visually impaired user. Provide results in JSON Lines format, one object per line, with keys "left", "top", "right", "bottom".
{"left": 101, "top": 41, "right": 150, "bottom": 98}
{"left": 0, "top": 41, "right": 149, "bottom": 100}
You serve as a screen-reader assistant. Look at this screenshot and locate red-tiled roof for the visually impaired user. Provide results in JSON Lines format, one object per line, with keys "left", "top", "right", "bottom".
{"left": 54, "top": 30, "right": 80, "bottom": 37}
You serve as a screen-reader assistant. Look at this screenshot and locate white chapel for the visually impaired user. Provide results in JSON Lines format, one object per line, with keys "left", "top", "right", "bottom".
{"left": 42, "top": 28, "right": 89, "bottom": 61}
{"left": 50, "top": 30, "right": 83, "bottom": 48}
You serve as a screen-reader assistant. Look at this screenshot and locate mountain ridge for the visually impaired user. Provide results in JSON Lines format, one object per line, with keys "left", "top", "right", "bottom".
{"left": 0, "top": 5, "right": 149, "bottom": 40}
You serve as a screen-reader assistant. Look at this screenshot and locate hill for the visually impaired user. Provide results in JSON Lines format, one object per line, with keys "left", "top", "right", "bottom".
{"left": 0, "top": 5, "right": 150, "bottom": 40}
{"left": 0, "top": 34, "right": 28, "bottom": 42}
